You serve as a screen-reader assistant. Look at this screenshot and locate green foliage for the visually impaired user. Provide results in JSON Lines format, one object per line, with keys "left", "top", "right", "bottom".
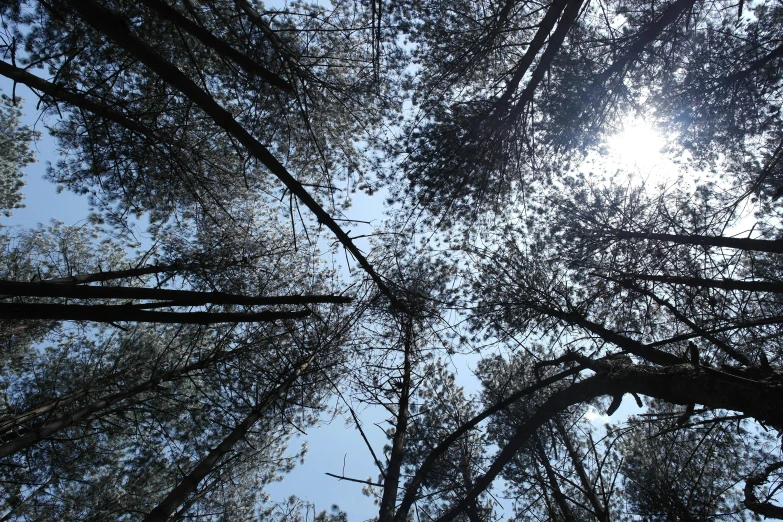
{"left": 0, "top": 94, "right": 38, "bottom": 215}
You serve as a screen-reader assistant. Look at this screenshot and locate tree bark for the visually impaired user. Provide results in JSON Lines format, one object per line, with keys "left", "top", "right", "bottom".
{"left": 495, "top": 0, "right": 569, "bottom": 107}
{"left": 726, "top": 43, "right": 783, "bottom": 85}
{"left": 40, "top": 261, "right": 206, "bottom": 285}
{"left": 744, "top": 461, "right": 783, "bottom": 519}
{"left": 596, "top": 0, "right": 697, "bottom": 83}
{"left": 535, "top": 304, "right": 684, "bottom": 366}
{"left": 554, "top": 418, "right": 609, "bottom": 522}
{"left": 137, "top": 0, "right": 292, "bottom": 91}
{"left": 393, "top": 367, "right": 581, "bottom": 522}
{"left": 0, "top": 60, "right": 164, "bottom": 143}
{"left": 649, "top": 314, "right": 783, "bottom": 347}
{"left": 617, "top": 279, "right": 751, "bottom": 365}
{"left": 421, "top": 361, "right": 783, "bottom": 522}
{"left": 0, "top": 385, "right": 105, "bottom": 436}
{"left": 509, "top": 0, "right": 586, "bottom": 118}
{"left": 534, "top": 434, "right": 577, "bottom": 522}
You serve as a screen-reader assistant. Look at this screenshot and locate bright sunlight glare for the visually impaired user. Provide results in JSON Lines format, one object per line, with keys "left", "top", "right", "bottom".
{"left": 607, "top": 117, "right": 667, "bottom": 170}
{"left": 598, "top": 116, "right": 688, "bottom": 188}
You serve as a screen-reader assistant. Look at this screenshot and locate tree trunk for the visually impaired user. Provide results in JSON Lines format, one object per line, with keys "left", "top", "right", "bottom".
{"left": 537, "top": 304, "right": 683, "bottom": 366}
{"left": 428, "top": 360, "right": 783, "bottom": 522}
{"left": 378, "top": 317, "right": 414, "bottom": 522}
{"left": 554, "top": 419, "right": 609, "bottom": 522}
{"left": 596, "top": 0, "right": 697, "bottom": 83}
{"left": 393, "top": 367, "right": 581, "bottom": 522}
{"left": 137, "top": 0, "right": 292, "bottom": 91}
{"left": 510, "top": 0, "right": 586, "bottom": 118}
{"left": 534, "top": 434, "right": 577, "bottom": 522}
{"left": 619, "top": 273, "right": 783, "bottom": 294}
{"left": 495, "top": 0, "right": 569, "bottom": 107}
{"left": 60, "top": 0, "right": 400, "bottom": 311}
{"left": 617, "top": 279, "right": 751, "bottom": 365}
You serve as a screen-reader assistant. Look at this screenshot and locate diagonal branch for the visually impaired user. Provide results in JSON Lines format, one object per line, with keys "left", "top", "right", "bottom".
{"left": 615, "top": 278, "right": 751, "bottom": 366}
{"left": 137, "top": 0, "right": 292, "bottom": 91}
{"left": 432, "top": 361, "right": 783, "bottom": 522}
{"left": 744, "top": 461, "right": 783, "bottom": 519}
{"left": 393, "top": 366, "right": 583, "bottom": 522}
{"left": 143, "top": 350, "right": 319, "bottom": 522}
{"left": 62, "top": 0, "right": 404, "bottom": 312}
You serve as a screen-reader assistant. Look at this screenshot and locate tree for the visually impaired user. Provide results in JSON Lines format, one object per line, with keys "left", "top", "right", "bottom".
{"left": 2, "top": 0, "right": 783, "bottom": 520}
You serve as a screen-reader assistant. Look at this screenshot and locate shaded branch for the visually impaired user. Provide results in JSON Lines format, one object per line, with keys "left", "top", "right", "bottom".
{"left": 744, "top": 461, "right": 783, "bottom": 519}
{"left": 0, "top": 303, "right": 310, "bottom": 324}
{"left": 63, "top": 0, "right": 404, "bottom": 313}
{"left": 138, "top": 0, "right": 293, "bottom": 91}
{"left": 614, "top": 230, "right": 783, "bottom": 255}
{"left": 0, "top": 280, "right": 351, "bottom": 307}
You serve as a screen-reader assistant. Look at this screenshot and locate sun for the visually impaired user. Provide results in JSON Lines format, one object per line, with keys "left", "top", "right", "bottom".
{"left": 606, "top": 117, "right": 668, "bottom": 172}
{"left": 582, "top": 116, "right": 681, "bottom": 187}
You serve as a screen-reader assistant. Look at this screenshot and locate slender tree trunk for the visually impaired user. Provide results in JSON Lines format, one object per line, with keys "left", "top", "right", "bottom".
{"left": 495, "top": 0, "right": 569, "bottom": 106}
{"left": 39, "top": 261, "right": 208, "bottom": 285}
{"left": 393, "top": 367, "right": 581, "bottom": 522}
{"left": 142, "top": 351, "right": 317, "bottom": 522}
{"left": 650, "top": 314, "right": 783, "bottom": 347}
{"left": 457, "top": 449, "right": 484, "bottom": 522}
{"left": 596, "top": 0, "right": 697, "bottom": 83}
{"left": 60, "top": 0, "right": 400, "bottom": 310}
{"left": 617, "top": 279, "right": 751, "bottom": 365}
{"left": 232, "top": 0, "right": 301, "bottom": 72}
{"left": 727, "top": 43, "right": 783, "bottom": 84}
{"left": 0, "top": 386, "right": 102, "bottom": 436}
{"left": 431, "top": 359, "right": 783, "bottom": 522}
{"left": 378, "top": 317, "right": 414, "bottom": 522}
{"left": 533, "top": 463, "right": 559, "bottom": 521}
{"left": 510, "top": 0, "right": 586, "bottom": 118}
{"left": 614, "top": 230, "right": 783, "bottom": 254}
{"left": 0, "top": 60, "right": 166, "bottom": 143}
{"left": 534, "top": 434, "right": 577, "bottom": 522}
{"left": 536, "top": 304, "right": 683, "bottom": 365}
{"left": 554, "top": 419, "right": 609, "bottom": 522}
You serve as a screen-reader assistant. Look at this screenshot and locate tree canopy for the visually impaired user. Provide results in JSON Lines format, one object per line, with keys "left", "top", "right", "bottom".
{"left": 0, "top": 0, "right": 782, "bottom": 520}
